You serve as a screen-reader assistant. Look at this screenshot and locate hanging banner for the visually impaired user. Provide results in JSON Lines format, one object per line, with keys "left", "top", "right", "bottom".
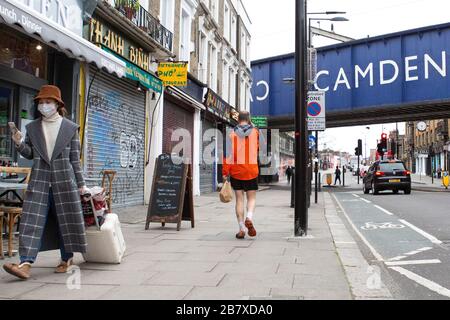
{"left": 157, "top": 62, "right": 188, "bottom": 86}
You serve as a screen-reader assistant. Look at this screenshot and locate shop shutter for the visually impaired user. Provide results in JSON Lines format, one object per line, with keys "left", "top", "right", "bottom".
{"left": 162, "top": 98, "right": 194, "bottom": 163}
{"left": 85, "top": 67, "right": 146, "bottom": 208}
{"left": 199, "top": 119, "right": 216, "bottom": 193}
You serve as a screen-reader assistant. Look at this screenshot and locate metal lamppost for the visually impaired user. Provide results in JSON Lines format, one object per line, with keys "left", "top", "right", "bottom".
{"left": 364, "top": 126, "right": 370, "bottom": 164}
{"left": 307, "top": 13, "right": 348, "bottom": 204}
{"left": 294, "top": 0, "right": 308, "bottom": 236}
{"left": 308, "top": 16, "right": 349, "bottom": 48}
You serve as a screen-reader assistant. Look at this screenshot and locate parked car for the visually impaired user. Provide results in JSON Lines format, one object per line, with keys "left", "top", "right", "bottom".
{"left": 363, "top": 160, "right": 411, "bottom": 195}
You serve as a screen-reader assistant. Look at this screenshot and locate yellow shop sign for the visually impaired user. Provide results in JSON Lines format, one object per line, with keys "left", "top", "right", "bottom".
{"left": 157, "top": 62, "right": 188, "bottom": 86}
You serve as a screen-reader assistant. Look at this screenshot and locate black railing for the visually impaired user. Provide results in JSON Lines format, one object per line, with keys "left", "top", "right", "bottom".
{"left": 114, "top": 1, "right": 173, "bottom": 52}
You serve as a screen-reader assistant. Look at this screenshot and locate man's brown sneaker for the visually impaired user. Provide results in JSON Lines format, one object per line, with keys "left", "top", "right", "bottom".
{"left": 3, "top": 262, "right": 32, "bottom": 280}
{"left": 235, "top": 230, "right": 246, "bottom": 239}
{"left": 245, "top": 218, "right": 257, "bottom": 237}
{"left": 55, "top": 258, "right": 74, "bottom": 273}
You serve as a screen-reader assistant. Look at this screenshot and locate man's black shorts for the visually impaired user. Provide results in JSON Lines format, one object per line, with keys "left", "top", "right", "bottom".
{"left": 230, "top": 177, "right": 259, "bottom": 191}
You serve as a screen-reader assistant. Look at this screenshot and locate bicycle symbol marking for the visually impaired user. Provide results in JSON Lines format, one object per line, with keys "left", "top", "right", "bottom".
{"left": 360, "top": 222, "right": 405, "bottom": 230}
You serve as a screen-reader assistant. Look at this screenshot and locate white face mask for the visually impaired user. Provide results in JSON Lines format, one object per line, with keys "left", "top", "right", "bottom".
{"left": 38, "top": 103, "right": 57, "bottom": 117}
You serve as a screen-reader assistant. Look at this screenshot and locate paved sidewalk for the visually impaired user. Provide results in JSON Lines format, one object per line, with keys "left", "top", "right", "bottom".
{"left": 411, "top": 174, "right": 450, "bottom": 192}
{"left": 0, "top": 185, "right": 388, "bottom": 300}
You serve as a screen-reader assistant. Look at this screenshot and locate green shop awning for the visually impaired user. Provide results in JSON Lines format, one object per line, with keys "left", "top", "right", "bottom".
{"left": 102, "top": 47, "right": 163, "bottom": 93}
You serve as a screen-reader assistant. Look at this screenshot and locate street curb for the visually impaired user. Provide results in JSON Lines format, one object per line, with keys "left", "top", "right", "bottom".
{"left": 412, "top": 187, "right": 450, "bottom": 193}
{"left": 323, "top": 192, "right": 393, "bottom": 300}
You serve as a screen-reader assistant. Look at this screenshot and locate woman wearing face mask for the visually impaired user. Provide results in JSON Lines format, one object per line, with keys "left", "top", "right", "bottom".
{"left": 3, "top": 85, "right": 88, "bottom": 280}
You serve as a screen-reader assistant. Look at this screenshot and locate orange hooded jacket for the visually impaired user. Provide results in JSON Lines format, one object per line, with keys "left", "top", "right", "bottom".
{"left": 222, "top": 124, "right": 260, "bottom": 181}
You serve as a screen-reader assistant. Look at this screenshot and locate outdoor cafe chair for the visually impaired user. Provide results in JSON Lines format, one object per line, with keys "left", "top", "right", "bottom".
{"left": 0, "top": 166, "right": 31, "bottom": 257}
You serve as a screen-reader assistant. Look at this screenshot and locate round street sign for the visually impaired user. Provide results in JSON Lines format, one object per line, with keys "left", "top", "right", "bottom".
{"left": 307, "top": 102, "right": 322, "bottom": 117}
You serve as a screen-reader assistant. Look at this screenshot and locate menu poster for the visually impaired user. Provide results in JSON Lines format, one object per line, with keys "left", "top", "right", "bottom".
{"left": 145, "top": 154, "right": 194, "bottom": 231}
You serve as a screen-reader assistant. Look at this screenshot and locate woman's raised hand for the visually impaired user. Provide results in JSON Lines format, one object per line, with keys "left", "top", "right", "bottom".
{"left": 8, "top": 122, "right": 23, "bottom": 146}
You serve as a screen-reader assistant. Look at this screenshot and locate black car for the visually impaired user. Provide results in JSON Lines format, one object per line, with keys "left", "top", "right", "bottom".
{"left": 363, "top": 160, "right": 411, "bottom": 195}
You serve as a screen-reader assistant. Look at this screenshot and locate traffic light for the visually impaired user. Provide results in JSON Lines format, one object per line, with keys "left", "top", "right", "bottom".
{"left": 355, "top": 139, "right": 362, "bottom": 156}
{"left": 380, "top": 133, "right": 387, "bottom": 151}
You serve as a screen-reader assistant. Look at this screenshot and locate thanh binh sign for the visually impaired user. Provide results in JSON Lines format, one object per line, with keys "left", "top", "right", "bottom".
{"left": 89, "top": 17, "right": 152, "bottom": 73}
{"left": 157, "top": 62, "right": 188, "bottom": 86}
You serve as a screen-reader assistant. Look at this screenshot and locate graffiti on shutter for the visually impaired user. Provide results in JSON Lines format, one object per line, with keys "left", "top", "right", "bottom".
{"left": 85, "top": 67, "right": 146, "bottom": 207}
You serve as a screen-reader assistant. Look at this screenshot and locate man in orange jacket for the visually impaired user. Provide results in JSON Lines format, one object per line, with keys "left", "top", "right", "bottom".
{"left": 223, "top": 111, "right": 260, "bottom": 239}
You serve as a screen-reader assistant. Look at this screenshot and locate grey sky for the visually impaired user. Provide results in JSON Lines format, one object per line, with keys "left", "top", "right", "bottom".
{"left": 243, "top": 0, "right": 450, "bottom": 155}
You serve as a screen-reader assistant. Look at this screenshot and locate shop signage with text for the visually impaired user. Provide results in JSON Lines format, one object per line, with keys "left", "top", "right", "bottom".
{"left": 89, "top": 18, "right": 151, "bottom": 73}
{"left": 157, "top": 62, "right": 188, "bottom": 86}
{"left": 204, "top": 89, "right": 231, "bottom": 120}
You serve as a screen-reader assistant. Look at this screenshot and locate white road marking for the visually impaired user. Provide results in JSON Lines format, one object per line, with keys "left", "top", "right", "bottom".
{"left": 389, "top": 266, "right": 450, "bottom": 298}
{"left": 389, "top": 256, "right": 407, "bottom": 261}
{"left": 373, "top": 205, "right": 394, "bottom": 216}
{"left": 385, "top": 259, "right": 441, "bottom": 266}
{"left": 388, "top": 247, "right": 433, "bottom": 261}
{"left": 398, "top": 219, "right": 442, "bottom": 244}
{"left": 331, "top": 193, "right": 384, "bottom": 261}
{"left": 360, "top": 198, "right": 371, "bottom": 204}
{"left": 335, "top": 241, "right": 356, "bottom": 244}
{"left": 352, "top": 194, "right": 360, "bottom": 198}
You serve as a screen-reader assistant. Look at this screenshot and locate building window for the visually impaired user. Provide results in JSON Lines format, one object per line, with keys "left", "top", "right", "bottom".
{"left": 208, "top": 43, "right": 217, "bottom": 91}
{"left": 240, "top": 31, "right": 246, "bottom": 61}
{"left": 198, "top": 32, "right": 208, "bottom": 82}
{"left": 222, "top": 61, "right": 229, "bottom": 103}
{"left": 210, "top": 0, "right": 219, "bottom": 23}
{"left": 0, "top": 27, "right": 47, "bottom": 79}
{"left": 160, "top": 0, "right": 175, "bottom": 32}
{"left": 240, "top": 78, "right": 245, "bottom": 109}
{"left": 245, "top": 83, "right": 250, "bottom": 110}
{"left": 246, "top": 38, "right": 251, "bottom": 65}
{"left": 180, "top": 7, "right": 191, "bottom": 64}
{"left": 231, "top": 14, "right": 237, "bottom": 49}
{"left": 229, "top": 67, "right": 236, "bottom": 107}
{"left": 224, "top": 3, "right": 230, "bottom": 42}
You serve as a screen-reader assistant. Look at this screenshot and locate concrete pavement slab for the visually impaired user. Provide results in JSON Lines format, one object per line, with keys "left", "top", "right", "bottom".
{"left": 144, "top": 271, "right": 225, "bottom": 287}
{"left": 16, "top": 284, "right": 117, "bottom": 300}
{"left": 0, "top": 280, "right": 45, "bottom": 299}
{"left": 99, "top": 285, "right": 193, "bottom": 300}
{"left": 184, "top": 286, "right": 270, "bottom": 300}
{"left": 219, "top": 273, "right": 294, "bottom": 289}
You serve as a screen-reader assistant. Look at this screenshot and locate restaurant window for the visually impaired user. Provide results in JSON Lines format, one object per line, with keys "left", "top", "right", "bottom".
{"left": 0, "top": 86, "right": 12, "bottom": 159}
{"left": 0, "top": 26, "right": 47, "bottom": 79}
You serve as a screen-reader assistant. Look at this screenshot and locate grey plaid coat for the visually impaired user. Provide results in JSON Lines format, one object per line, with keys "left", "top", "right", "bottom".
{"left": 17, "top": 118, "right": 87, "bottom": 258}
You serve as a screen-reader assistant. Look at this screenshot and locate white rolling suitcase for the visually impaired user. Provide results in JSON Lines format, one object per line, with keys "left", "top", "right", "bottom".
{"left": 83, "top": 213, "right": 126, "bottom": 264}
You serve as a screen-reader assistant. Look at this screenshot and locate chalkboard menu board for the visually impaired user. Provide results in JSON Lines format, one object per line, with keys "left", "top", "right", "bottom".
{"left": 145, "top": 154, "right": 194, "bottom": 231}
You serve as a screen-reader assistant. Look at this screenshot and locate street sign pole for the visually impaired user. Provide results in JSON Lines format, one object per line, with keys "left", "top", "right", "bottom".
{"left": 294, "top": 0, "right": 308, "bottom": 236}
{"left": 315, "top": 130, "right": 319, "bottom": 203}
